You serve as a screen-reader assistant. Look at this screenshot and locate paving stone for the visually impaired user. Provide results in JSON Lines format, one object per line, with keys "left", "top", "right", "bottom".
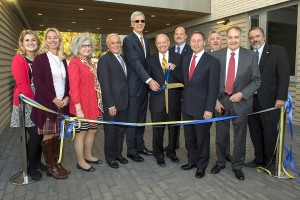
{"left": 0, "top": 122, "right": 300, "bottom": 200}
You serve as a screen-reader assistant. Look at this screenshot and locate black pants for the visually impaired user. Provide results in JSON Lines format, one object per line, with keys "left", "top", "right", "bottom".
{"left": 248, "top": 95, "right": 280, "bottom": 165}
{"left": 151, "top": 111, "right": 179, "bottom": 161}
{"left": 126, "top": 91, "right": 148, "bottom": 156}
{"left": 26, "top": 126, "right": 43, "bottom": 172}
{"left": 104, "top": 110, "right": 128, "bottom": 162}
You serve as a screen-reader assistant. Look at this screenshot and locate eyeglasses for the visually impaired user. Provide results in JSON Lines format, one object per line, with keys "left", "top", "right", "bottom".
{"left": 82, "top": 44, "right": 92, "bottom": 48}
{"left": 132, "top": 20, "right": 145, "bottom": 23}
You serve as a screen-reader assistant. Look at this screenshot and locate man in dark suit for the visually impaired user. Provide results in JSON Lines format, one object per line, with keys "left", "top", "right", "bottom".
{"left": 210, "top": 26, "right": 261, "bottom": 180}
{"left": 208, "top": 31, "right": 233, "bottom": 163}
{"left": 123, "top": 11, "right": 160, "bottom": 162}
{"left": 180, "top": 31, "right": 220, "bottom": 179}
{"left": 98, "top": 34, "right": 129, "bottom": 169}
{"left": 245, "top": 27, "right": 290, "bottom": 174}
{"left": 146, "top": 34, "right": 182, "bottom": 167}
{"left": 168, "top": 26, "right": 192, "bottom": 149}
{"left": 170, "top": 26, "right": 193, "bottom": 57}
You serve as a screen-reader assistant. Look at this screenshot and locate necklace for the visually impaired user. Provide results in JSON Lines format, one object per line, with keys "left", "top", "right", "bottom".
{"left": 47, "top": 52, "right": 65, "bottom": 80}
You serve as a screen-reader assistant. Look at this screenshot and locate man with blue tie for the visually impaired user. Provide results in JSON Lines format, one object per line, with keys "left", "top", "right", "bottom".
{"left": 180, "top": 31, "right": 220, "bottom": 179}
{"left": 210, "top": 26, "right": 261, "bottom": 180}
{"left": 168, "top": 26, "right": 192, "bottom": 150}
{"left": 123, "top": 11, "right": 160, "bottom": 162}
{"left": 170, "top": 26, "right": 193, "bottom": 57}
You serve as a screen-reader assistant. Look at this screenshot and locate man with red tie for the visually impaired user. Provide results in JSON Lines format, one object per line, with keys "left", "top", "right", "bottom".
{"left": 180, "top": 31, "right": 220, "bottom": 179}
{"left": 210, "top": 26, "right": 261, "bottom": 180}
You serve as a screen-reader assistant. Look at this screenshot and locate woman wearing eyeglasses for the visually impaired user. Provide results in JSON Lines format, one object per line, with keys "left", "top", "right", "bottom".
{"left": 31, "top": 28, "right": 70, "bottom": 179}
{"left": 68, "top": 33, "right": 102, "bottom": 172}
{"left": 11, "top": 30, "right": 47, "bottom": 181}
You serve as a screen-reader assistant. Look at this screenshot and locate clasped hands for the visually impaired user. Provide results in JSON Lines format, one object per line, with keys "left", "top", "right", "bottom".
{"left": 53, "top": 97, "right": 69, "bottom": 109}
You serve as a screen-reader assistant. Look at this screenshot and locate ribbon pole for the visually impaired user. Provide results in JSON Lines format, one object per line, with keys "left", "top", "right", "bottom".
{"left": 9, "top": 96, "right": 36, "bottom": 185}
{"left": 277, "top": 106, "right": 285, "bottom": 177}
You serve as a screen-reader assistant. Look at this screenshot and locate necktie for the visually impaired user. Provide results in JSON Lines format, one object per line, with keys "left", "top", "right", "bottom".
{"left": 162, "top": 54, "right": 167, "bottom": 73}
{"left": 225, "top": 52, "right": 235, "bottom": 95}
{"left": 176, "top": 46, "right": 181, "bottom": 54}
{"left": 140, "top": 36, "right": 146, "bottom": 55}
{"left": 189, "top": 55, "right": 197, "bottom": 81}
{"left": 117, "top": 54, "right": 127, "bottom": 77}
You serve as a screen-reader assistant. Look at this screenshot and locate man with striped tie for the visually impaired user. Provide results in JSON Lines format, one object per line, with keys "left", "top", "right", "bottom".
{"left": 146, "top": 34, "right": 182, "bottom": 167}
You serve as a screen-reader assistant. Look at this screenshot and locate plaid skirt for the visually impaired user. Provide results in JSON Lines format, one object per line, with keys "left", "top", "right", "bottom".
{"left": 37, "top": 116, "right": 63, "bottom": 135}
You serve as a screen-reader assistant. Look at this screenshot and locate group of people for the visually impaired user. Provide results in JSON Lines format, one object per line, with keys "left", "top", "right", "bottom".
{"left": 11, "top": 10, "right": 290, "bottom": 182}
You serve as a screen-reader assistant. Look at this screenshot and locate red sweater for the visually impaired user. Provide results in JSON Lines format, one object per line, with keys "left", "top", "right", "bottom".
{"left": 12, "top": 54, "right": 34, "bottom": 106}
{"left": 68, "top": 57, "right": 101, "bottom": 120}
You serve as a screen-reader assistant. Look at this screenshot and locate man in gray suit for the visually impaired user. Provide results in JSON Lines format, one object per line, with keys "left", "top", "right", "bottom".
{"left": 208, "top": 30, "right": 233, "bottom": 163}
{"left": 210, "top": 26, "right": 261, "bottom": 180}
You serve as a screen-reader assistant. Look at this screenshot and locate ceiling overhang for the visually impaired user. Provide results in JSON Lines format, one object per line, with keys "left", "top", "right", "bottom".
{"left": 13, "top": 0, "right": 210, "bottom": 34}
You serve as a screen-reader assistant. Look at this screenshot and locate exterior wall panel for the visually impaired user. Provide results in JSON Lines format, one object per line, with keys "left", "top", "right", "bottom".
{"left": 0, "top": 0, "right": 24, "bottom": 134}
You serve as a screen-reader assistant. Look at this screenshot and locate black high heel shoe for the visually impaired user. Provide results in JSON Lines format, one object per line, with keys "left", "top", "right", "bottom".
{"left": 76, "top": 163, "right": 95, "bottom": 172}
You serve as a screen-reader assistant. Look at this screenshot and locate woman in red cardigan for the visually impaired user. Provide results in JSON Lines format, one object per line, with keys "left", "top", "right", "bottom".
{"left": 31, "top": 28, "right": 70, "bottom": 179}
{"left": 10, "top": 30, "right": 46, "bottom": 181}
{"left": 68, "top": 33, "right": 102, "bottom": 172}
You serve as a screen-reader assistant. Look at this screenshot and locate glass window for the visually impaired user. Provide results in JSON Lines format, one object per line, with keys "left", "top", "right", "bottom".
{"left": 250, "top": 15, "right": 259, "bottom": 28}
{"left": 267, "top": 5, "right": 298, "bottom": 75}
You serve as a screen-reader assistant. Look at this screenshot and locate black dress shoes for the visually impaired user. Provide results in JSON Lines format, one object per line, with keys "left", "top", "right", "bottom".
{"left": 116, "top": 156, "right": 128, "bottom": 164}
{"left": 233, "top": 169, "right": 244, "bottom": 180}
{"left": 211, "top": 164, "right": 225, "bottom": 174}
{"left": 107, "top": 160, "right": 119, "bottom": 169}
{"left": 181, "top": 164, "right": 196, "bottom": 170}
{"left": 244, "top": 160, "right": 264, "bottom": 168}
{"left": 138, "top": 149, "right": 153, "bottom": 156}
{"left": 77, "top": 163, "right": 96, "bottom": 172}
{"left": 225, "top": 155, "right": 233, "bottom": 162}
{"left": 127, "top": 154, "right": 144, "bottom": 162}
{"left": 157, "top": 160, "right": 166, "bottom": 167}
{"left": 85, "top": 158, "right": 103, "bottom": 164}
{"left": 167, "top": 155, "right": 180, "bottom": 163}
{"left": 195, "top": 169, "right": 205, "bottom": 179}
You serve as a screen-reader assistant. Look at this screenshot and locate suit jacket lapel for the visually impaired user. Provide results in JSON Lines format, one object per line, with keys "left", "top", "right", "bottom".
{"left": 108, "top": 51, "right": 127, "bottom": 78}
{"left": 132, "top": 33, "right": 145, "bottom": 55}
{"left": 189, "top": 52, "right": 208, "bottom": 81}
{"left": 219, "top": 49, "right": 227, "bottom": 89}
{"left": 183, "top": 54, "right": 192, "bottom": 83}
{"left": 259, "top": 44, "right": 270, "bottom": 70}
{"left": 234, "top": 48, "right": 246, "bottom": 86}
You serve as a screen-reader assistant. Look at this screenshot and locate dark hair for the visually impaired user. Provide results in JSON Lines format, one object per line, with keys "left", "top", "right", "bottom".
{"left": 174, "top": 26, "right": 187, "bottom": 35}
{"left": 190, "top": 31, "right": 205, "bottom": 40}
{"left": 248, "top": 27, "right": 265, "bottom": 37}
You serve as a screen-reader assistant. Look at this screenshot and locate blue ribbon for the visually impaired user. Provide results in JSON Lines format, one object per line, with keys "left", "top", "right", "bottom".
{"left": 283, "top": 93, "right": 300, "bottom": 176}
{"left": 154, "top": 68, "right": 170, "bottom": 95}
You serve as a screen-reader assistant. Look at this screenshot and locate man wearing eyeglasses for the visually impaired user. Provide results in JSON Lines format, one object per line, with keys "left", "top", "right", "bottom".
{"left": 123, "top": 11, "right": 160, "bottom": 162}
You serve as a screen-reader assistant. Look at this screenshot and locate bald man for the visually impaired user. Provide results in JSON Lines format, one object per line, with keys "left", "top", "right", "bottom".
{"left": 146, "top": 34, "right": 182, "bottom": 167}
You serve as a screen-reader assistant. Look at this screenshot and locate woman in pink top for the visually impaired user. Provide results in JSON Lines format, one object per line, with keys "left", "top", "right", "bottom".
{"left": 68, "top": 33, "right": 102, "bottom": 172}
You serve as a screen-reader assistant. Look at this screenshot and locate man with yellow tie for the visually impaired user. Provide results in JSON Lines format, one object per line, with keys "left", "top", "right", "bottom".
{"left": 146, "top": 34, "right": 182, "bottom": 167}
